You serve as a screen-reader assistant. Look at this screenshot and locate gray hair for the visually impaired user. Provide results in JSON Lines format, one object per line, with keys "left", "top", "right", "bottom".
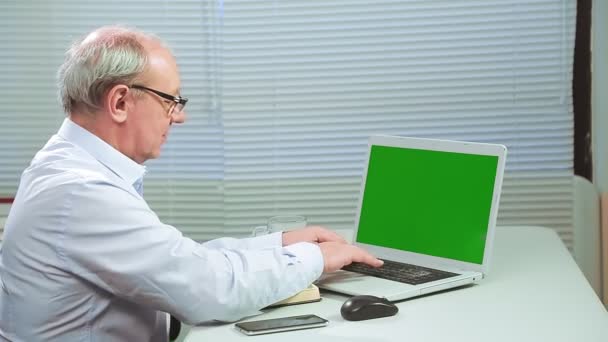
{"left": 57, "top": 26, "right": 160, "bottom": 114}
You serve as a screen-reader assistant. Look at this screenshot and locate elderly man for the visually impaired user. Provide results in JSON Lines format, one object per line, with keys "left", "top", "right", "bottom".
{"left": 0, "top": 26, "right": 382, "bottom": 341}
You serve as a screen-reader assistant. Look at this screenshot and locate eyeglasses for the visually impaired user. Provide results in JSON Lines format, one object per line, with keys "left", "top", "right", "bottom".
{"left": 131, "top": 84, "right": 188, "bottom": 116}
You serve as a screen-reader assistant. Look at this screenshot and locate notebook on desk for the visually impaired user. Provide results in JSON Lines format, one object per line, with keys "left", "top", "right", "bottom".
{"left": 316, "top": 135, "right": 507, "bottom": 302}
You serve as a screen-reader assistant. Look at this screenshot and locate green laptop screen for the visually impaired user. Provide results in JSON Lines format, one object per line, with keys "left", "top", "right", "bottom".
{"left": 356, "top": 145, "right": 499, "bottom": 264}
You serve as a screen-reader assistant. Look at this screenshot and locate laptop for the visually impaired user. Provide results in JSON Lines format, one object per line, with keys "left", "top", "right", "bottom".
{"left": 316, "top": 135, "right": 507, "bottom": 302}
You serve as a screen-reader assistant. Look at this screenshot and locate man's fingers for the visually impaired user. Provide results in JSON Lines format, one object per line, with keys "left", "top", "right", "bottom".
{"left": 319, "top": 241, "right": 383, "bottom": 273}
{"left": 316, "top": 229, "right": 347, "bottom": 244}
{"left": 349, "top": 247, "right": 384, "bottom": 267}
{"left": 304, "top": 225, "right": 347, "bottom": 244}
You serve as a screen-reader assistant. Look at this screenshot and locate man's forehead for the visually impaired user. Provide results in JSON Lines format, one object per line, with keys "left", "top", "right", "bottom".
{"left": 142, "top": 54, "right": 181, "bottom": 92}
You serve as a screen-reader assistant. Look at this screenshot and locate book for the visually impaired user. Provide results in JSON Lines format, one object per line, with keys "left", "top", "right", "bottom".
{"left": 266, "top": 284, "right": 322, "bottom": 308}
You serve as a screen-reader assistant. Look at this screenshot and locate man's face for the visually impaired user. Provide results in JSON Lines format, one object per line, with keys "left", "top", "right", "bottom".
{"left": 128, "top": 45, "right": 186, "bottom": 164}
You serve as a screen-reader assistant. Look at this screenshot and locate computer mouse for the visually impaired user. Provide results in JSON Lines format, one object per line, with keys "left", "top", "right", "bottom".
{"left": 340, "top": 295, "right": 399, "bottom": 321}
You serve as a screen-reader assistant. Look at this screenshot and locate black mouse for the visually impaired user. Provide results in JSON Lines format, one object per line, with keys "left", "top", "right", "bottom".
{"left": 340, "top": 295, "right": 399, "bottom": 321}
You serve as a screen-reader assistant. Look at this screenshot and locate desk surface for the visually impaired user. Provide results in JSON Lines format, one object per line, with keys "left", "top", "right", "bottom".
{"left": 185, "top": 226, "right": 608, "bottom": 342}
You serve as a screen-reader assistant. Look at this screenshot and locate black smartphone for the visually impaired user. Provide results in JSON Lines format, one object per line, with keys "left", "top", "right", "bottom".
{"left": 234, "top": 314, "right": 328, "bottom": 336}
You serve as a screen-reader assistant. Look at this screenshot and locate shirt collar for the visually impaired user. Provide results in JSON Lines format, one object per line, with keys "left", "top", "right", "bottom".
{"left": 57, "top": 118, "right": 147, "bottom": 185}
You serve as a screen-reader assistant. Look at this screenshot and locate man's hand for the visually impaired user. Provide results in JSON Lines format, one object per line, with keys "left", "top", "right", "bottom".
{"left": 318, "top": 242, "right": 384, "bottom": 273}
{"left": 281, "top": 225, "right": 382, "bottom": 273}
{"left": 282, "top": 225, "right": 347, "bottom": 246}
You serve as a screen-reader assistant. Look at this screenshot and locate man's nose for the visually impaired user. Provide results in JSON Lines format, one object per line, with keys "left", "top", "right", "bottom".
{"left": 171, "top": 110, "right": 186, "bottom": 124}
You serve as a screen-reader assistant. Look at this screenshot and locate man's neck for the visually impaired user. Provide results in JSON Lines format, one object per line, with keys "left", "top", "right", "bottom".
{"left": 69, "top": 112, "right": 135, "bottom": 163}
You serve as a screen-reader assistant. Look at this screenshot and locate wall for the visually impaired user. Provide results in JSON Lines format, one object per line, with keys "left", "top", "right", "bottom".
{"left": 592, "top": 0, "right": 608, "bottom": 189}
{"left": 590, "top": 0, "right": 608, "bottom": 306}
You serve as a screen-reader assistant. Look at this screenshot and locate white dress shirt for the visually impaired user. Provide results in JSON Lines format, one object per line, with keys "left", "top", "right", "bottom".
{"left": 0, "top": 118, "right": 323, "bottom": 342}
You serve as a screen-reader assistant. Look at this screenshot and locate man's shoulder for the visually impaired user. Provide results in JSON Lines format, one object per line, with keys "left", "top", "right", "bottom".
{"left": 26, "top": 136, "right": 116, "bottom": 185}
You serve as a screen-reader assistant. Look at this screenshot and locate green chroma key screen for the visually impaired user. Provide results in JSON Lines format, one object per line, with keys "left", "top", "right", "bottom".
{"left": 356, "top": 145, "right": 499, "bottom": 264}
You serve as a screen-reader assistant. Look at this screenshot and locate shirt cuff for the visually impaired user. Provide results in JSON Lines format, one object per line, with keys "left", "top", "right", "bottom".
{"left": 257, "top": 231, "right": 283, "bottom": 248}
{"left": 233, "top": 231, "right": 283, "bottom": 250}
{"left": 283, "top": 242, "right": 324, "bottom": 280}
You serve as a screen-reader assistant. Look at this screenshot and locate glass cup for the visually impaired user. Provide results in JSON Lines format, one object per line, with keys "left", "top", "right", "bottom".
{"left": 252, "top": 215, "right": 307, "bottom": 237}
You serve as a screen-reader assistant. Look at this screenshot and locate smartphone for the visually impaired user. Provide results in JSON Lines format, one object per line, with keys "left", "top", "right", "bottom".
{"left": 234, "top": 314, "right": 328, "bottom": 336}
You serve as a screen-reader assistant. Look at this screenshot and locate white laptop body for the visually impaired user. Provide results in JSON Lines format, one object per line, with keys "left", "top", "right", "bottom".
{"left": 316, "top": 135, "right": 507, "bottom": 302}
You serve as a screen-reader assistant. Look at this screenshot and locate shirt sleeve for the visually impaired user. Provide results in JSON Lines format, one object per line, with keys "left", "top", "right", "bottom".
{"left": 58, "top": 178, "right": 324, "bottom": 324}
{"left": 201, "top": 231, "right": 283, "bottom": 250}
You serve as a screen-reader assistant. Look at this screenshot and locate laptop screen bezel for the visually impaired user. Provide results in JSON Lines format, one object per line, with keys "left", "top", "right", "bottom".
{"left": 352, "top": 135, "right": 507, "bottom": 274}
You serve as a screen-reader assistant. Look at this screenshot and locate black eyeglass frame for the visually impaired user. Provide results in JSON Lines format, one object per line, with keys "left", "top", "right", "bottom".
{"left": 130, "top": 84, "right": 188, "bottom": 113}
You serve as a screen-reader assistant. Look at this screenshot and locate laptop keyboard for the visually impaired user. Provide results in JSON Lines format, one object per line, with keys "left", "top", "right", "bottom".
{"left": 342, "top": 259, "right": 459, "bottom": 285}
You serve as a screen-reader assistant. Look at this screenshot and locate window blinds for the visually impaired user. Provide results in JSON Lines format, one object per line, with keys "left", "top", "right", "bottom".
{"left": 218, "top": 0, "right": 576, "bottom": 246}
{"left": 0, "top": 0, "right": 225, "bottom": 233}
{"left": 0, "top": 0, "right": 576, "bottom": 247}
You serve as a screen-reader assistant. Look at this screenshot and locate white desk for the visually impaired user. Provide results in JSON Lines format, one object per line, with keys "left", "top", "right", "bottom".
{"left": 185, "top": 226, "right": 608, "bottom": 342}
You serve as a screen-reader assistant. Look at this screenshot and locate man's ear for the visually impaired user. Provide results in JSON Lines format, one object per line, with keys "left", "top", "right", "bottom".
{"left": 105, "top": 84, "right": 131, "bottom": 123}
